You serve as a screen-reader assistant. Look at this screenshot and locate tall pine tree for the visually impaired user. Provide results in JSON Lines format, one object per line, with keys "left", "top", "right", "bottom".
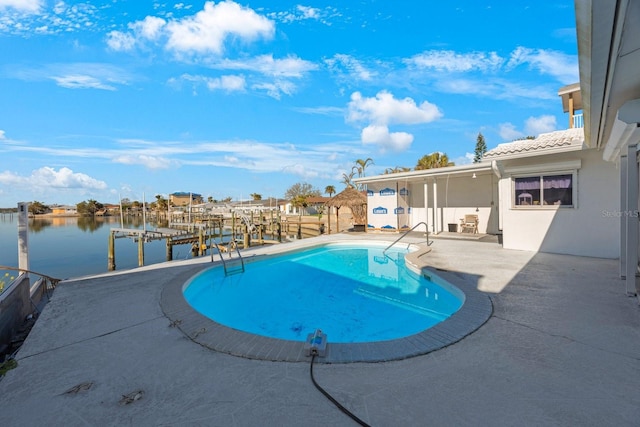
{"left": 474, "top": 132, "right": 487, "bottom": 163}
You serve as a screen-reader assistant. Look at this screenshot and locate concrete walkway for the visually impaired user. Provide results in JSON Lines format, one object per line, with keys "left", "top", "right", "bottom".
{"left": 1, "top": 234, "right": 639, "bottom": 426}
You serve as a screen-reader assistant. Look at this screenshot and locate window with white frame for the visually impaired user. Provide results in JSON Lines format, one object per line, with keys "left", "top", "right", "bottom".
{"left": 514, "top": 173, "right": 574, "bottom": 207}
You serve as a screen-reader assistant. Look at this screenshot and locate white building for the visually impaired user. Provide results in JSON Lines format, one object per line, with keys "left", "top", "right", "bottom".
{"left": 356, "top": 1, "right": 640, "bottom": 301}
{"left": 355, "top": 84, "right": 619, "bottom": 260}
{"left": 575, "top": 0, "right": 640, "bottom": 300}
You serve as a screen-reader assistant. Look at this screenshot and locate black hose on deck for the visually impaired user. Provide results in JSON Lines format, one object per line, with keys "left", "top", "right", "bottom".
{"left": 309, "top": 353, "right": 371, "bottom": 427}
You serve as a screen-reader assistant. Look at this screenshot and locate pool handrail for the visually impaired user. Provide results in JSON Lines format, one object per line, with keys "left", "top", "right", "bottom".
{"left": 210, "top": 241, "right": 245, "bottom": 276}
{"left": 382, "top": 221, "right": 431, "bottom": 256}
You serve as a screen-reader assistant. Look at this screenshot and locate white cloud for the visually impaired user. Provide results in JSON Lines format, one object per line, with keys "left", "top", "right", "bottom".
{"left": 499, "top": 123, "right": 524, "bottom": 141}
{"left": 297, "top": 5, "right": 320, "bottom": 20}
{"left": 52, "top": 74, "right": 116, "bottom": 90}
{"left": 174, "top": 73, "right": 246, "bottom": 93}
{"left": 53, "top": 1, "right": 65, "bottom": 15}
{"left": 0, "top": 167, "right": 107, "bottom": 190}
{"left": 269, "top": 5, "right": 338, "bottom": 25}
{"left": 106, "top": 31, "right": 136, "bottom": 51}
{"left": 507, "top": 47, "right": 578, "bottom": 84}
{"left": 325, "top": 54, "right": 375, "bottom": 81}
{"left": 346, "top": 91, "right": 441, "bottom": 152}
{"left": 0, "top": 1, "right": 99, "bottom": 36}
{"left": 347, "top": 90, "right": 442, "bottom": 125}
{"left": 112, "top": 155, "right": 174, "bottom": 169}
{"left": 453, "top": 152, "right": 475, "bottom": 166}
{"left": 282, "top": 163, "right": 319, "bottom": 179}
{"left": 251, "top": 80, "right": 296, "bottom": 99}
{"left": 106, "top": 1, "right": 274, "bottom": 56}
{"left": 164, "top": 1, "right": 274, "bottom": 55}
{"left": 130, "top": 16, "right": 166, "bottom": 41}
{"left": 218, "top": 54, "right": 317, "bottom": 78}
{"left": 0, "top": 130, "right": 5, "bottom": 139}
{"left": 224, "top": 155, "right": 239, "bottom": 164}
{"left": 0, "top": 0, "right": 42, "bottom": 13}
{"left": 407, "top": 50, "right": 503, "bottom": 72}
{"left": 293, "top": 106, "right": 344, "bottom": 116}
{"left": 499, "top": 115, "right": 557, "bottom": 141}
{"left": 106, "top": 17, "right": 167, "bottom": 51}
{"left": 9, "top": 63, "right": 131, "bottom": 91}
{"left": 211, "top": 74, "right": 246, "bottom": 91}
{"left": 361, "top": 125, "right": 413, "bottom": 152}
{"left": 525, "top": 115, "right": 557, "bottom": 135}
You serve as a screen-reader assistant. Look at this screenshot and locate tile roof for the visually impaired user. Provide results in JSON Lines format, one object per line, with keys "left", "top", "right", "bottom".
{"left": 484, "top": 127, "right": 584, "bottom": 159}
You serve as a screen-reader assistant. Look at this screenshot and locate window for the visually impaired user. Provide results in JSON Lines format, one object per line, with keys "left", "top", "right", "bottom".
{"left": 514, "top": 173, "right": 573, "bottom": 207}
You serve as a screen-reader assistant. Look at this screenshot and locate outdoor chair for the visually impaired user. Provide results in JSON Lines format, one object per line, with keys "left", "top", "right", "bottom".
{"left": 459, "top": 214, "right": 479, "bottom": 234}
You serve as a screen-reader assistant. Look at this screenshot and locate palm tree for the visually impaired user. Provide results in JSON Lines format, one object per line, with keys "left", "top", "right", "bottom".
{"left": 325, "top": 185, "right": 336, "bottom": 197}
{"left": 341, "top": 170, "right": 355, "bottom": 188}
{"left": 291, "top": 195, "right": 308, "bottom": 216}
{"left": 354, "top": 158, "right": 374, "bottom": 177}
{"left": 415, "top": 152, "right": 454, "bottom": 170}
{"left": 154, "top": 194, "right": 168, "bottom": 212}
{"left": 384, "top": 166, "right": 411, "bottom": 174}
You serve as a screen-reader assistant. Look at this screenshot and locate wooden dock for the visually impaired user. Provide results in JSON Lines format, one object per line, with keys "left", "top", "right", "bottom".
{"left": 107, "top": 211, "right": 326, "bottom": 271}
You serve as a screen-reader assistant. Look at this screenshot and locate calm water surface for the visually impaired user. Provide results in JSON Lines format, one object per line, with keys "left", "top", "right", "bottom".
{"left": 0, "top": 215, "right": 195, "bottom": 280}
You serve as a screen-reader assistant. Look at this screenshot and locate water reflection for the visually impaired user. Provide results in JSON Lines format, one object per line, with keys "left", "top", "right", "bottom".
{"left": 25, "top": 215, "right": 169, "bottom": 233}
{"left": 0, "top": 215, "right": 174, "bottom": 280}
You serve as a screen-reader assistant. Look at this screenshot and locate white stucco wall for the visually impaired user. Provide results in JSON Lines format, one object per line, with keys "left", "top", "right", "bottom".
{"left": 499, "top": 148, "right": 619, "bottom": 258}
{"left": 364, "top": 174, "right": 498, "bottom": 234}
{"left": 408, "top": 176, "right": 498, "bottom": 234}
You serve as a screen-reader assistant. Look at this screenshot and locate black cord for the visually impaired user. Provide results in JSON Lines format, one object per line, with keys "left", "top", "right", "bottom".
{"left": 309, "top": 353, "right": 371, "bottom": 427}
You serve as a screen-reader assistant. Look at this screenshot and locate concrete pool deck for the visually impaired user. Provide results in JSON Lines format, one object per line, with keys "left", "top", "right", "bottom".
{"left": 1, "top": 233, "right": 639, "bottom": 426}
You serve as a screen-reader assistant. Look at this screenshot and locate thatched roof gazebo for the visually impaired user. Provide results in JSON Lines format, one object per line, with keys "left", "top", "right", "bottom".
{"left": 325, "top": 186, "right": 368, "bottom": 232}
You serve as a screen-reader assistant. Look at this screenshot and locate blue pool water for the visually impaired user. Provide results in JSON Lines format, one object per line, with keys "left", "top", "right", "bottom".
{"left": 183, "top": 242, "right": 464, "bottom": 343}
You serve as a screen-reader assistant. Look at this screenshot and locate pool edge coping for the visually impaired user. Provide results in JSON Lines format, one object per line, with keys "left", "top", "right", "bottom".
{"left": 160, "top": 239, "right": 493, "bottom": 364}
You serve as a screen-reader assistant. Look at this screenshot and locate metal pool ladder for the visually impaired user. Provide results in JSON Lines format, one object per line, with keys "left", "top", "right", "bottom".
{"left": 382, "top": 221, "right": 431, "bottom": 256}
{"left": 211, "top": 241, "right": 245, "bottom": 276}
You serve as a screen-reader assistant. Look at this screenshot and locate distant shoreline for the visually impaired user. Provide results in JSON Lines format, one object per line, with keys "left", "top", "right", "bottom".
{"left": 31, "top": 213, "right": 82, "bottom": 218}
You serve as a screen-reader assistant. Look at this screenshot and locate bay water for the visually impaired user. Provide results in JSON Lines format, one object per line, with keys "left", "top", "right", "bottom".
{"left": 0, "top": 215, "right": 197, "bottom": 282}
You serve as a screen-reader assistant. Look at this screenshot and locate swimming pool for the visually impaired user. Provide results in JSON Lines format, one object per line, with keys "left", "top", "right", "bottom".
{"left": 183, "top": 242, "right": 464, "bottom": 343}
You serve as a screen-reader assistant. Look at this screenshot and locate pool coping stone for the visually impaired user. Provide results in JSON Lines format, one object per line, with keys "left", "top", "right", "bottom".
{"left": 160, "top": 238, "right": 493, "bottom": 363}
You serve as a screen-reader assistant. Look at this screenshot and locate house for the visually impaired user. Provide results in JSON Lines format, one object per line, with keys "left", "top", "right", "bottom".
{"left": 169, "top": 192, "right": 203, "bottom": 206}
{"left": 103, "top": 204, "right": 120, "bottom": 215}
{"left": 50, "top": 205, "right": 77, "bottom": 216}
{"left": 486, "top": 124, "right": 618, "bottom": 258}
{"left": 574, "top": 0, "right": 640, "bottom": 299}
{"left": 354, "top": 84, "right": 619, "bottom": 259}
{"left": 355, "top": 0, "right": 640, "bottom": 301}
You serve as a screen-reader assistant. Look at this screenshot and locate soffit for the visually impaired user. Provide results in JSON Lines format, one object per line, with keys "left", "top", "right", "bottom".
{"left": 579, "top": 0, "right": 640, "bottom": 149}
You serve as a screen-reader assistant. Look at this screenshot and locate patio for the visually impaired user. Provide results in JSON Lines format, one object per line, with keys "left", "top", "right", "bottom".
{"left": 0, "top": 234, "right": 638, "bottom": 426}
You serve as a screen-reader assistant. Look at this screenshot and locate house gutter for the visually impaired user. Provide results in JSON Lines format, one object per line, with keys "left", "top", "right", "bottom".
{"left": 353, "top": 163, "right": 494, "bottom": 185}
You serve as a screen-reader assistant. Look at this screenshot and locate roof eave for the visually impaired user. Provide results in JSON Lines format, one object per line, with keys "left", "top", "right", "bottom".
{"left": 483, "top": 143, "right": 585, "bottom": 162}
{"left": 353, "top": 162, "right": 494, "bottom": 184}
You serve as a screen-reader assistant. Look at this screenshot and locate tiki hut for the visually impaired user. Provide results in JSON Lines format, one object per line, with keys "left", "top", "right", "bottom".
{"left": 325, "top": 186, "right": 368, "bottom": 232}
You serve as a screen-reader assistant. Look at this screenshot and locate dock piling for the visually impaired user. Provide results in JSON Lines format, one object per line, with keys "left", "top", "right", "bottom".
{"left": 108, "top": 231, "right": 116, "bottom": 271}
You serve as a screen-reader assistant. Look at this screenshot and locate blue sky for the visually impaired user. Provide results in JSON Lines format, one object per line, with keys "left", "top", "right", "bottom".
{"left": 0, "top": 0, "right": 578, "bottom": 206}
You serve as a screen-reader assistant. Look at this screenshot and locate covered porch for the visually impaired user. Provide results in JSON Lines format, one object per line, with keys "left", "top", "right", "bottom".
{"left": 354, "top": 162, "right": 501, "bottom": 236}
